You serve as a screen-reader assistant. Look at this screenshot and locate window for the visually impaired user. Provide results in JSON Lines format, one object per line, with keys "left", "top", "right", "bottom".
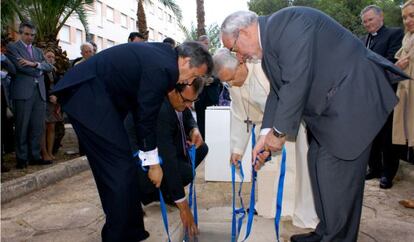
{"left": 107, "top": 6, "right": 114, "bottom": 22}
{"left": 121, "top": 13, "right": 128, "bottom": 28}
{"left": 149, "top": 28, "right": 154, "bottom": 41}
{"left": 131, "top": 18, "right": 135, "bottom": 31}
{"left": 76, "top": 29, "right": 83, "bottom": 44}
{"left": 168, "top": 14, "right": 172, "bottom": 23}
{"left": 158, "top": 7, "right": 163, "bottom": 20}
{"left": 97, "top": 36, "right": 103, "bottom": 51}
{"left": 107, "top": 40, "right": 115, "bottom": 48}
{"left": 59, "top": 25, "right": 70, "bottom": 43}
{"left": 95, "top": 1, "right": 103, "bottom": 27}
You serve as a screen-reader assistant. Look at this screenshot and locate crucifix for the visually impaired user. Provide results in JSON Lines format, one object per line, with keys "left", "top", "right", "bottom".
{"left": 244, "top": 117, "right": 253, "bottom": 133}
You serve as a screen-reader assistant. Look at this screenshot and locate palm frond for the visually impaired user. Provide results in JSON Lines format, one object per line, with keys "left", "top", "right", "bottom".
{"left": 158, "top": 0, "right": 182, "bottom": 21}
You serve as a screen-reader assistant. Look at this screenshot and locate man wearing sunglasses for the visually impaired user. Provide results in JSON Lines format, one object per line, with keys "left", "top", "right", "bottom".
{"left": 6, "top": 22, "right": 53, "bottom": 169}
{"left": 125, "top": 79, "right": 208, "bottom": 238}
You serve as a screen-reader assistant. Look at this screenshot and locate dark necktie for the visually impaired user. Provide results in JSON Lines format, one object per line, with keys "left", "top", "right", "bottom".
{"left": 176, "top": 111, "right": 187, "bottom": 156}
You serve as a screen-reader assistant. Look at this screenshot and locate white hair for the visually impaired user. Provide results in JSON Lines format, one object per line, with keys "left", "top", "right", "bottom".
{"left": 220, "top": 11, "right": 258, "bottom": 38}
{"left": 212, "top": 48, "right": 239, "bottom": 76}
{"left": 80, "top": 42, "right": 93, "bottom": 51}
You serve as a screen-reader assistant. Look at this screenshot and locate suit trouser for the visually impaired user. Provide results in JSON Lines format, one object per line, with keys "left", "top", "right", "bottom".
{"left": 368, "top": 112, "right": 400, "bottom": 180}
{"left": 13, "top": 86, "right": 45, "bottom": 162}
{"left": 69, "top": 117, "right": 146, "bottom": 242}
{"left": 308, "top": 134, "right": 371, "bottom": 242}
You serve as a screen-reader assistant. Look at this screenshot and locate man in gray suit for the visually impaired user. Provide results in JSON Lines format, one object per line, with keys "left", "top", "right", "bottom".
{"left": 221, "top": 7, "right": 408, "bottom": 242}
{"left": 6, "top": 22, "right": 53, "bottom": 169}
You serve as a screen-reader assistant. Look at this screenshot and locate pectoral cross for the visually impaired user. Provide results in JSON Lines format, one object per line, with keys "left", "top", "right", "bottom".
{"left": 244, "top": 117, "right": 253, "bottom": 133}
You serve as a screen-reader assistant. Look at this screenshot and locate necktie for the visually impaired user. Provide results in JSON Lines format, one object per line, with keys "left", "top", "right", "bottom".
{"left": 27, "top": 44, "right": 33, "bottom": 59}
{"left": 176, "top": 111, "right": 187, "bottom": 156}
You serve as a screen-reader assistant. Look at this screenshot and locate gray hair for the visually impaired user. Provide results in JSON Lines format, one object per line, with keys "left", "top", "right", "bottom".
{"left": 19, "top": 22, "right": 36, "bottom": 34}
{"left": 360, "top": 5, "right": 383, "bottom": 18}
{"left": 80, "top": 42, "right": 93, "bottom": 51}
{"left": 212, "top": 48, "right": 239, "bottom": 77}
{"left": 176, "top": 41, "right": 213, "bottom": 76}
{"left": 221, "top": 11, "right": 258, "bottom": 38}
{"left": 198, "top": 35, "right": 210, "bottom": 42}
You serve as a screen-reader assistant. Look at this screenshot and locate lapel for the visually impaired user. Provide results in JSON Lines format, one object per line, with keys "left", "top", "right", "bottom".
{"left": 16, "top": 40, "right": 33, "bottom": 60}
{"left": 369, "top": 26, "right": 385, "bottom": 50}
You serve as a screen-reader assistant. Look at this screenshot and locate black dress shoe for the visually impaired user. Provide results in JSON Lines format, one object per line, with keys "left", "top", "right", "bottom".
{"left": 379, "top": 177, "right": 393, "bottom": 189}
{"left": 365, "top": 172, "right": 380, "bottom": 180}
{"left": 290, "top": 232, "right": 321, "bottom": 242}
{"left": 137, "top": 230, "right": 150, "bottom": 241}
{"left": 16, "top": 159, "right": 28, "bottom": 169}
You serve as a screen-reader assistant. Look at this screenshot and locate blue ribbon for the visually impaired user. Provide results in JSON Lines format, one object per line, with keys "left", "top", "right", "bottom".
{"left": 274, "top": 146, "right": 286, "bottom": 242}
{"left": 133, "top": 151, "right": 171, "bottom": 242}
{"left": 184, "top": 144, "right": 198, "bottom": 242}
{"left": 231, "top": 160, "right": 246, "bottom": 242}
{"left": 240, "top": 124, "right": 257, "bottom": 242}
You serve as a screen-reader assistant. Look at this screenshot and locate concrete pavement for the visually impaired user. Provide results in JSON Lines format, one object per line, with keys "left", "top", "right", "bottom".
{"left": 2, "top": 158, "right": 414, "bottom": 241}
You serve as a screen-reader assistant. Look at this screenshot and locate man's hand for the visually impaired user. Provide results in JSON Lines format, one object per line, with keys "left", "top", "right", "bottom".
{"left": 265, "top": 130, "right": 285, "bottom": 152}
{"left": 189, "top": 128, "right": 203, "bottom": 148}
{"left": 176, "top": 200, "right": 199, "bottom": 238}
{"left": 252, "top": 135, "right": 266, "bottom": 168}
{"left": 18, "top": 58, "right": 37, "bottom": 67}
{"left": 230, "top": 153, "right": 242, "bottom": 167}
{"left": 148, "top": 164, "right": 163, "bottom": 188}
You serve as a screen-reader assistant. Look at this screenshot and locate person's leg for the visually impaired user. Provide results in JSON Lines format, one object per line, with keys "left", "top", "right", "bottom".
{"left": 29, "top": 89, "right": 46, "bottom": 162}
{"left": 381, "top": 114, "right": 400, "bottom": 188}
{"left": 315, "top": 143, "right": 371, "bottom": 242}
{"left": 69, "top": 117, "right": 147, "bottom": 242}
{"left": 46, "top": 122, "right": 56, "bottom": 159}
{"left": 13, "top": 98, "right": 32, "bottom": 167}
{"left": 41, "top": 124, "right": 53, "bottom": 160}
{"left": 195, "top": 143, "right": 208, "bottom": 167}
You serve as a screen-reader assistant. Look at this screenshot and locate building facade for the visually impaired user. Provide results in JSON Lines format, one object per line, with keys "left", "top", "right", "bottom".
{"left": 59, "top": 0, "right": 185, "bottom": 59}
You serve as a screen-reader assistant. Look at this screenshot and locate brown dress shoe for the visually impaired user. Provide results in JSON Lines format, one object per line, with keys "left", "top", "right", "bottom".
{"left": 399, "top": 199, "right": 414, "bottom": 209}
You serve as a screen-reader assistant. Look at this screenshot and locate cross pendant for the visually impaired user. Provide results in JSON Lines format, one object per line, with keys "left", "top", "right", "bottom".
{"left": 244, "top": 117, "right": 253, "bottom": 133}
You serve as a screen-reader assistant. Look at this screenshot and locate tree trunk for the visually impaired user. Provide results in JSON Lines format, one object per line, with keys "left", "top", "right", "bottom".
{"left": 196, "top": 0, "right": 206, "bottom": 38}
{"left": 137, "top": 0, "right": 148, "bottom": 40}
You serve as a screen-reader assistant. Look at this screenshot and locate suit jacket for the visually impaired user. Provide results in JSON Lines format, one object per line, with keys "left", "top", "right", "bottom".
{"left": 362, "top": 26, "right": 404, "bottom": 63}
{"left": 156, "top": 99, "right": 197, "bottom": 201}
{"left": 53, "top": 42, "right": 178, "bottom": 151}
{"left": 259, "top": 7, "right": 408, "bottom": 160}
{"left": 6, "top": 40, "right": 53, "bottom": 101}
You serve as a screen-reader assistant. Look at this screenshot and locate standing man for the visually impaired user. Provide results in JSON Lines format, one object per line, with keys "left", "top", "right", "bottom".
{"left": 220, "top": 8, "right": 407, "bottom": 242}
{"left": 72, "top": 42, "right": 95, "bottom": 67}
{"left": 194, "top": 35, "right": 221, "bottom": 138}
{"left": 361, "top": 5, "right": 404, "bottom": 189}
{"left": 6, "top": 22, "right": 53, "bottom": 169}
{"left": 53, "top": 41, "right": 212, "bottom": 242}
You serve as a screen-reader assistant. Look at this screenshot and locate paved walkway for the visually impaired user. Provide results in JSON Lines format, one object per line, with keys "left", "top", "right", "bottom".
{"left": 2, "top": 158, "right": 414, "bottom": 242}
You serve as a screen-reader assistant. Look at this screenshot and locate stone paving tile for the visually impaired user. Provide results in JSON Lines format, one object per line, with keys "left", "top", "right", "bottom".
{"left": 1, "top": 161, "right": 414, "bottom": 242}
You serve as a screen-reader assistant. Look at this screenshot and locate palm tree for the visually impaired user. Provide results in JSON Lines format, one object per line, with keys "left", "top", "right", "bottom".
{"left": 196, "top": 0, "right": 206, "bottom": 38}
{"left": 1, "top": 0, "right": 93, "bottom": 74}
{"left": 137, "top": 0, "right": 183, "bottom": 41}
{"left": 180, "top": 23, "right": 220, "bottom": 53}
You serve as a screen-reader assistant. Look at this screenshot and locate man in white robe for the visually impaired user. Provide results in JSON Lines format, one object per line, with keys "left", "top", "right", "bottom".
{"left": 213, "top": 48, "right": 318, "bottom": 228}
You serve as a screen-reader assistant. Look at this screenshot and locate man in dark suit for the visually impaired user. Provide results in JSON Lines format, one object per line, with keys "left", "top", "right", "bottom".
{"left": 361, "top": 5, "right": 404, "bottom": 189}
{"left": 126, "top": 79, "right": 208, "bottom": 238}
{"left": 195, "top": 35, "right": 221, "bottom": 138}
{"left": 53, "top": 41, "right": 212, "bottom": 242}
{"left": 6, "top": 22, "right": 53, "bottom": 169}
{"left": 221, "top": 7, "right": 408, "bottom": 242}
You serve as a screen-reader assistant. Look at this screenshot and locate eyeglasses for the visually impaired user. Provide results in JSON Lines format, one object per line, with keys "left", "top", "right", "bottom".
{"left": 178, "top": 91, "right": 199, "bottom": 104}
{"left": 229, "top": 31, "right": 240, "bottom": 53}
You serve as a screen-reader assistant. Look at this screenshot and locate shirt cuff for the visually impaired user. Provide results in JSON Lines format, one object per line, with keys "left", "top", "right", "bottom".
{"left": 174, "top": 196, "right": 186, "bottom": 203}
{"left": 260, "top": 128, "right": 271, "bottom": 136}
{"left": 35, "top": 62, "right": 42, "bottom": 69}
{"left": 138, "top": 148, "right": 160, "bottom": 166}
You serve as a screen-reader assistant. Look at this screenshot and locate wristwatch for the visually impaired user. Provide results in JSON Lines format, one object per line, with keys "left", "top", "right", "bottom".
{"left": 272, "top": 128, "right": 286, "bottom": 138}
